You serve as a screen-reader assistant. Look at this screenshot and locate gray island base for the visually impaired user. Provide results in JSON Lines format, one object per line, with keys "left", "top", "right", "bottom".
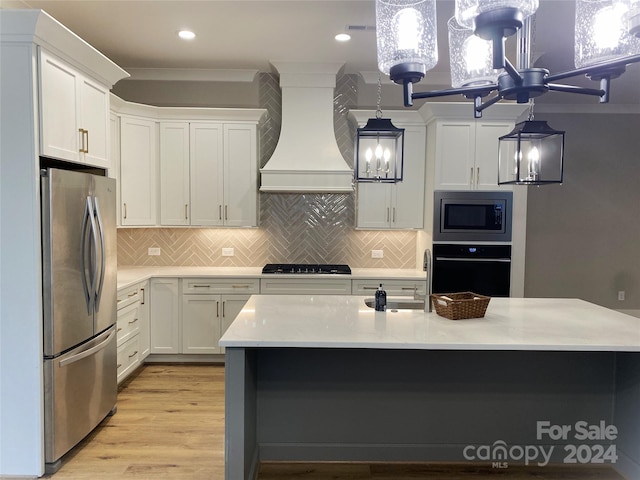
{"left": 221, "top": 295, "right": 640, "bottom": 480}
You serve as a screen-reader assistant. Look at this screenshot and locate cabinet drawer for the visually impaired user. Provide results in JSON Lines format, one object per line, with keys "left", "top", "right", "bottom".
{"left": 182, "top": 277, "right": 260, "bottom": 294}
{"left": 117, "top": 284, "right": 142, "bottom": 309}
{"left": 117, "top": 335, "right": 140, "bottom": 384}
{"left": 260, "top": 278, "right": 352, "bottom": 295}
{"left": 116, "top": 301, "right": 141, "bottom": 346}
{"left": 352, "top": 279, "right": 427, "bottom": 297}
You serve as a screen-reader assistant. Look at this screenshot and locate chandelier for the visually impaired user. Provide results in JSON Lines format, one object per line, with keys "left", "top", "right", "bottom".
{"left": 376, "top": 0, "right": 640, "bottom": 117}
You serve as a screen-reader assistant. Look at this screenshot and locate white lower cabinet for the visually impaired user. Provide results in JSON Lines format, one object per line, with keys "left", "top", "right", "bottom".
{"left": 149, "top": 278, "right": 181, "bottom": 354}
{"left": 149, "top": 277, "right": 257, "bottom": 356}
{"left": 116, "top": 280, "right": 149, "bottom": 383}
{"left": 182, "top": 293, "right": 251, "bottom": 354}
{"left": 352, "top": 279, "right": 427, "bottom": 297}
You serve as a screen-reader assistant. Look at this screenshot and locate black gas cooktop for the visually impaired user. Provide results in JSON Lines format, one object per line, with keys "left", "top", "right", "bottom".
{"left": 262, "top": 263, "right": 351, "bottom": 275}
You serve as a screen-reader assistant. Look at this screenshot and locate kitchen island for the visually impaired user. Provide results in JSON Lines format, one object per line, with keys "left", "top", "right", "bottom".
{"left": 220, "top": 295, "right": 640, "bottom": 480}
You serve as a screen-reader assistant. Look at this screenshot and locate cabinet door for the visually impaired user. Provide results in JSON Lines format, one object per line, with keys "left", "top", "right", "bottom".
{"left": 190, "top": 123, "right": 224, "bottom": 225}
{"left": 392, "top": 126, "right": 426, "bottom": 229}
{"left": 356, "top": 182, "right": 393, "bottom": 229}
{"left": 160, "top": 122, "right": 190, "bottom": 225}
{"left": 182, "top": 294, "right": 221, "bottom": 354}
{"left": 39, "top": 49, "right": 80, "bottom": 162}
{"left": 474, "top": 122, "right": 514, "bottom": 191}
{"left": 149, "top": 278, "right": 180, "bottom": 354}
{"left": 79, "top": 76, "right": 110, "bottom": 168}
{"left": 223, "top": 124, "right": 258, "bottom": 227}
{"left": 434, "top": 121, "right": 476, "bottom": 190}
{"left": 120, "top": 116, "right": 157, "bottom": 225}
{"left": 220, "top": 295, "right": 250, "bottom": 354}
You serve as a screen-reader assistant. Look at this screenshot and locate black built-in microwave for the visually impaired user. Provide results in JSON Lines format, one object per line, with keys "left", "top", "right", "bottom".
{"left": 433, "top": 191, "right": 512, "bottom": 242}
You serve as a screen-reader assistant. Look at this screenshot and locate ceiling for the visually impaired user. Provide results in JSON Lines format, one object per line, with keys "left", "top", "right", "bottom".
{"left": 3, "top": 0, "right": 640, "bottom": 105}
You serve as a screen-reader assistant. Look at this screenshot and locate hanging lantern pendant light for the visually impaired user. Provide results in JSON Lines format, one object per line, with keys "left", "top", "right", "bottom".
{"left": 498, "top": 102, "right": 565, "bottom": 185}
{"left": 355, "top": 76, "right": 405, "bottom": 183}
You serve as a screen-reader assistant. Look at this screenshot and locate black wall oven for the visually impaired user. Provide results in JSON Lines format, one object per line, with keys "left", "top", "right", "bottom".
{"left": 432, "top": 244, "right": 512, "bottom": 297}
{"left": 433, "top": 191, "right": 512, "bottom": 242}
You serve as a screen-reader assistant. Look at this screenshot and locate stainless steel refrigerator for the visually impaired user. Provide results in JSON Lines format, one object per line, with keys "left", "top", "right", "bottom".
{"left": 41, "top": 168, "right": 117, "bottom": 473}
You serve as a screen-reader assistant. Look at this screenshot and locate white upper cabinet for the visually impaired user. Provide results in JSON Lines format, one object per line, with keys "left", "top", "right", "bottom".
{"left": 223, "top": 124, "right": 258, "bottom": 227}
{"left": 432, "top": 119, "right": 514, "bottom": 190}
{"left": 39, "top": 49, "right": 111, "bottom": 169}
{"left": 351, "top": 112, "right": 427, "bottom": 230}
{"left": 160, "top": 123, "right": 191, "bottom": 226}
{"left": 120, "top": 116, "right": 157, "bottom": 226}
{"left": 159, "top": 121, "right": 257, "bottom": 227}
{"left": 190, "top": 123, "right": 224, "bottom": 225}
{"left": 421, "top": 103, "right": 528, "bottom": 192}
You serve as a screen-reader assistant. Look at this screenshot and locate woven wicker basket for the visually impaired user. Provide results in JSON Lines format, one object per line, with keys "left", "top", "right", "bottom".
{"left": 429, "top": 292, "right": 491, "bottom": 320}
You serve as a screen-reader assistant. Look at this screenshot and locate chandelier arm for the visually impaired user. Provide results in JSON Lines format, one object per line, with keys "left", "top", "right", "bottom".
{"left": 547, "top": 83, "right": 606, "bottom": 98}
{"left": 503, "top": 57, "right": 524, "bottom": 85}
{"left": 475, "top": 94, "right": 504, "bottom": 115}
{"left": 411, "top": 84, "right": 497, "bottom": 102}
{"left": 546, "top": 54, "right": 640, "bottom": 83}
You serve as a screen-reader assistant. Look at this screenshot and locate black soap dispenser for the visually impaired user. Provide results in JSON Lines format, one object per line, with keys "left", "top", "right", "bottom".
{"left": 375, "top": 284, "right": 387, "bottom": 312}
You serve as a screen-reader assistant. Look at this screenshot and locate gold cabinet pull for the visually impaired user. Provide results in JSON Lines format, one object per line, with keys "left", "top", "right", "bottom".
{"left": 128, "top": 318, "right": 139, "bottom": 324}
{"left": 219, "top": 205, "right": 222, "bottom": 220}
{"left": 224, "top": 205, "right": 228, "bottom": 221}
{"left": 85, "top": 129, "right": 89, "bottom": 153}
{"left": 192, "top": 284, "right": 211, "bottom": 288}
{"left": 222, "top": 301, "right": 225, "bottom": 318}
{"left": 141, "top": 287, "right": 145, "bottom": 305}
{"left": 123, "top": 203, "right": 127, "bottom": 219}
{"left": 185, "top": 204, "right": 188, "bottom": 220}
{"left": 231, "top": 284, "right": 250, "bottom": 288}
{"left": 216, "top": 301, "right": 220, "bottom": 318}
{"left": 128, "top": 350, "right": 138, "bottom": 358}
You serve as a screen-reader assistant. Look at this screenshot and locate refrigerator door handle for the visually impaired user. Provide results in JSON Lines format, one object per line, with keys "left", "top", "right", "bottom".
{"left": 59, "top": 329, "right": 115, "bottom": 368}
{"left": 87, "top": 196, "right": 99, "bottom": 314}
{"left": 80, "top": 196, "right": 93, "bottom": 315}
{"left": 93, "top": 196, "right": 106, "bottom": 312}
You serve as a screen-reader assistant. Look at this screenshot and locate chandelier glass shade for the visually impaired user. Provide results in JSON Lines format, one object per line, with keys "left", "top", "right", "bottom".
{"left": 448, "top": 16, "right": 501, "bottom": 87}
{"left": 376, "top": 0, "right": 438, "bottom": 86}
{"left": 575, "top": 0, "right": 640, "bottom": 69}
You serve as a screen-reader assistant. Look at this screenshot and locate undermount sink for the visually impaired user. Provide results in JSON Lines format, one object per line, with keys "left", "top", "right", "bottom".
{"left": 364, "top": 298, "right": 426, "bottom": 310}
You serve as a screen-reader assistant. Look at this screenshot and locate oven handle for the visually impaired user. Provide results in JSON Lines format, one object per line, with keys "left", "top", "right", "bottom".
{"left": 435, "top": 257, "right": 511, "bottom": 263}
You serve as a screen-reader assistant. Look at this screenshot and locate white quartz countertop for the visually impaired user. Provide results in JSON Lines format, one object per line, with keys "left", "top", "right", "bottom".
{"left": 219, "top": 295, "right": 640, "bottom": 352}
{"left": 117, "top": 266, "right": 425, "bottom": 290}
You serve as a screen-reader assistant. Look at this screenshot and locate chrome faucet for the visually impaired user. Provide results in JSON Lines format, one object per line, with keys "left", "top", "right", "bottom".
{"left": 413, "top": 248, "right": 432, "bottom": 312}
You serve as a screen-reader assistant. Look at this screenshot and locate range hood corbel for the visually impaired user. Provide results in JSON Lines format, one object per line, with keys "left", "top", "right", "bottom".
{"left": 259, "top": 62, "right": 354, "bottom": 193}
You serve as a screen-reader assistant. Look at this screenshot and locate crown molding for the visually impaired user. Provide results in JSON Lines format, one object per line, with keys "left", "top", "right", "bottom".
{"left": 123, "top": 68, "right": 259, "bottom": 82}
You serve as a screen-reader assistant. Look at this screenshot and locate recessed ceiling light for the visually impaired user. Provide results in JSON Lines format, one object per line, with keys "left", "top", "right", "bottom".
{"left": 178, "top": 30, "right": 196, "bottom": 40}
{"left": 335, "top": 33, "right": 351, "bottom": 42}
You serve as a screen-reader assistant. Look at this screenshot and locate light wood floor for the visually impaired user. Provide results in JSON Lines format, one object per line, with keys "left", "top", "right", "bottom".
{"left": 45, "top": 364, "right": 628, "bottom": 480}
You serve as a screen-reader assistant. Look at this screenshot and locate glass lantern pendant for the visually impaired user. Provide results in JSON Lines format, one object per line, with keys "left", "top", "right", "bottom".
{"left": 355, "top": 75, "right": 405, "bottom": 183}
{"left": 356, "top": 117, "right": 405, "bottom": 183}
{"left": 498, "top": 119, "right": 565, "bottom": 185}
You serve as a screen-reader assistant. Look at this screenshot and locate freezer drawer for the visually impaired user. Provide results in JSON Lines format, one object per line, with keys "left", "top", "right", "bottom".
{"left": 44, "top": 327, "right": 117, "bottom": 466}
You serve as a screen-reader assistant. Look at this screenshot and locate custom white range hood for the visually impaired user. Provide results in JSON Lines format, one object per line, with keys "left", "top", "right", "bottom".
{"left": 260, "top": 62, "right": 354, "bottom": 193}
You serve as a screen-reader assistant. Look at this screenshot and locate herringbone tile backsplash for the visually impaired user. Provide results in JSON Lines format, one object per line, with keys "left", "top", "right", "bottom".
{"left": 117, "top": 73, "right": 419, "bottom": 269}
